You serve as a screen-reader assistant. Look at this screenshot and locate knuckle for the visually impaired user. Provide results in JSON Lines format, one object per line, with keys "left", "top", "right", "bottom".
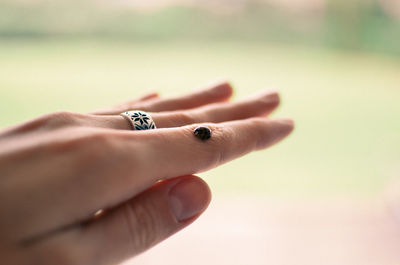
{"left": 51, "top": 129, "right": 120, "bottom": 166}
{"left": 31, "top": 111, "right": 81, "bottom": 131}
{"left": 250, "top": 118, "right": 271, "bottom": 149}
{"left": 2, "top": 111, "right": 79, "bottom": 135}
{"left": 85, "top": 130, "right": 115, "bottom": 146}
{"left": 47, "top": 111, "right": 77, "bottom": 126}
{"left": 209, "top": 125, "right": 235, "bottom": 165}
{"left": 76, "top": 131, "right": 119, "bottom": 161}
{"left": 172, "top": 112, "right": 196, "bottom": 125}
{"left": 123, "top": 201, "right": 159, "bottom": 252}
{"left": 188, "top": 123, "right": 234, "bottom": 167}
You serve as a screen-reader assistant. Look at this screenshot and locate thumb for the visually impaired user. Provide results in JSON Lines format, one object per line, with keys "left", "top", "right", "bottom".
{"left": 75, "top": 175, "right": 211, "bottom": 265}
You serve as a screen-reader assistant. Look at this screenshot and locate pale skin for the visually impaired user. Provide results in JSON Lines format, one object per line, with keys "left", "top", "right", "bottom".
{"left": 0, "top": 81, "right": 294, "bottom": 265}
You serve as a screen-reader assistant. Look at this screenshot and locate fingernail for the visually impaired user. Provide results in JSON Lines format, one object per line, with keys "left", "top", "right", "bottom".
{"left": 263, "top": 91, "right": 280, "bottom": 105}
{"left": 168, "top": 177, "right": 211, "bottom": 222}
{"left": 210, "top": 81, "right": 233, "bottom": 96}
{"left": 271, "top": 118, "right": 295, "bottom": 141}
{"left": 252, "top": 89, "right": 280, "bottom": 103}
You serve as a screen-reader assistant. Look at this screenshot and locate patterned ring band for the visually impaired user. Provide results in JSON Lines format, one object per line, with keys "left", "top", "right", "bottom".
{"left": 120, "top": 110, "right": 157, "bottom": 130}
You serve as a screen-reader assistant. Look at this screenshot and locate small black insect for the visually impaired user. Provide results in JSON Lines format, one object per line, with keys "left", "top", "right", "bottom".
{"left": 194, "top": 126, "right": 211, "bottom": 141}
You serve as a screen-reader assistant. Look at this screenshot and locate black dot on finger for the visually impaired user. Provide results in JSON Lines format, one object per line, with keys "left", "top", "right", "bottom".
{"left": 194, "top": 126, "right": 212, "bottom": 141}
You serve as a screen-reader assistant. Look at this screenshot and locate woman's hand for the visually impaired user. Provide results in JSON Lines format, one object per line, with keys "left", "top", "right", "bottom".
{"left": 0, "top": 81, "right": 293, "bottom": 265}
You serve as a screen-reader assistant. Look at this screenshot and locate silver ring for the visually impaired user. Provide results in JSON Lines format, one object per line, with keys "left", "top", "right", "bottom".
{"left": 120, "top": 110, "right": 157, "bottom": 130}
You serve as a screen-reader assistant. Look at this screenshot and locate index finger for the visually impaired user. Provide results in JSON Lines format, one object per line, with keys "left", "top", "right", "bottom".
{"left": 131, "top": 118, "right": 294, "bottom": 183}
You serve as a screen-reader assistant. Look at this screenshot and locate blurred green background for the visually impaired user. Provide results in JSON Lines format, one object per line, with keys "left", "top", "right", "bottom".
{"left": 1, "top": 0, "right": 399, "bottom": 198}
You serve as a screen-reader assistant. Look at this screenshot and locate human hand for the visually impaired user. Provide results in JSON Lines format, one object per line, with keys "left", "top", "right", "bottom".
{"left": 0, "top": 81, "right": 294, "bottom": 265}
